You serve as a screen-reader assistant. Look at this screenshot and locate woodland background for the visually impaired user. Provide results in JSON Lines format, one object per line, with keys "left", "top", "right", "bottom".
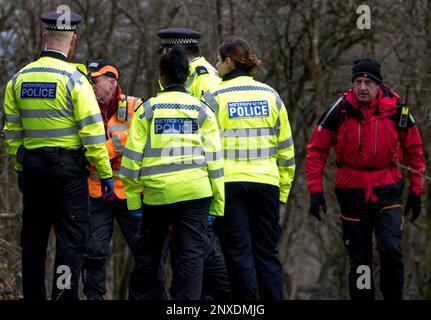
{"left": 1, "top": 0, "right": 431, "bottom": 299}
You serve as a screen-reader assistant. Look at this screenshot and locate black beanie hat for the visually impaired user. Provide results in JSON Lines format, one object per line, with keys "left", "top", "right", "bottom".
{"left": 352, "top": 58, "right": 382, "bottom": 84}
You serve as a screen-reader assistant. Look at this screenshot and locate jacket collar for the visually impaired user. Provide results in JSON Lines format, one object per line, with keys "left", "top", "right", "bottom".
{"left": 40, "top": 50, "right": 68, "bottom": 62}
{"left": 344, "top": 85, "right": 399, "bottom": 120}
{"left": 162, "top": 84, "right": 188, "bottom": 93}
{"left": 222, "top": 68, "right": 250, "bottom": 81}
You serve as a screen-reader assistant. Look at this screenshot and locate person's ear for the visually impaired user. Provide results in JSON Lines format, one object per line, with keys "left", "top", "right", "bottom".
{"left": 67, "top": 33, "right": 77, "bottom": 58}
{"left": 42, "top": 32, "right": 48, "bottom": 49}
{"left": 70, "top": 34, "right": 76, "bottom": 48}
{"left": 224, "top": 56, "right": 234, "bottom": 70}
{"left": 110, "top": 77, "right": 117, "bottom": 89}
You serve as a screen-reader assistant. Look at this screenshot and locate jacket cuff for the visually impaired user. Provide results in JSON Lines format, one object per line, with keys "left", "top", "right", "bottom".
{"left": 308, "top": 185, "right": 323, "bottom": 195}
{"left": 126, "top": 194, "right": 142, "bottom": 211}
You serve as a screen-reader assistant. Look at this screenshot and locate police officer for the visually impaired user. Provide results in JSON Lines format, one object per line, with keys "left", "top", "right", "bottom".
{"left": 157, "top": 28, "right": 231, "bottom": 300}
{"left": 158, "top": 28, "right": 221, "bottom": 99}
{"left": 81, "top": 60, "right": 143, "bottom": 300}
{"left": 204, "top": 37, "right": 295, "bottom": 300}
{"left": 120, "top": 46, "right": 224, "bottom": 300}
{"left": 2, "top": 11, "right": 114, "bottom": 300}
{"left": 306, "top": 58, "right": 426, "bottom": 300}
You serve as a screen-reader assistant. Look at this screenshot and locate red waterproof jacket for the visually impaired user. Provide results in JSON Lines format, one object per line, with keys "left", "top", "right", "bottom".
{"left": 306, "top": 84, "right": 425, "bottom": 202}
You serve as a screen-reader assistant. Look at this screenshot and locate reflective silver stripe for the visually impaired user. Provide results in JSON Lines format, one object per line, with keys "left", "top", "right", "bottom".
{"left": 11, "top": 72, "right": 22, "bottom": 102}
{"left": 109, "top": 123, "right": 129, "bottom": 132}
{"left": 185, "top": 71, "right": 197, "bottom": 90}
{"left": 111, "top": 135, "right": 124, "bottom": 154}
{"left": 223, "top": 127, "right": 276, "bottom": 137}
{"left": 224, "top": 147, "right": 278, "bottom": 159}
{"left": 4, "top": 130, "right": 23, "bottom": 139}
{"left": 66, "top": 71, "right": 83, "bottom": 115}
{"left": 319, "top": 96, "right": 344, "bottom": 128}
{"left": 143, "top": 100, "right": 153, "bottom": 121}
{"left": 277, "top": 157, "right": 295, "bottom": 167}
{"left": 208, "top": 168, "right": 224, "bottom": 179}
{"left": 124, "top": 148, "right": 144, "bottom": 162}
{"left": 144, "top": 146, "right": 203, "bottom": 157}
{"left": 91, "top": 170, "right": 120, "bottom": 179}
{"left": 213, "top": 85, "right": 275, "bottom": 96}
{"left": 5, "top": 114, "right": 21, "bottom": 123}
{"left": 77, "top": 113, "right": 103, "bottom": 128}
{"left": 120, "top": 166, "right": 141, "bottom": 179}
{"left": 24, "top": 126, "right": 78, "bottom": 138}
{"left": 202, "top": 91, "right": 219, "bottom": 114}
{"left": 275, "top": 92, "right": 282, "bottom": 136}
{"left": 140, "top": 162, "right": 206, "bottom": 176}
{"left": 20, "top": 108, "right": 72, "bottom": 119}
{"left": 81, "top": 134, "right": 106, "bottom": 145}
{"left": 198, "top": 102, "right": 207, "bottom": 126}
{"left": 205, "top": 150, "right": 223, "bottom": 161}
{"left": 275, "top": 92, "right": 282, "bottom": 112}
{"left": 278, "top": 136, "right": 293, "bottom": 149}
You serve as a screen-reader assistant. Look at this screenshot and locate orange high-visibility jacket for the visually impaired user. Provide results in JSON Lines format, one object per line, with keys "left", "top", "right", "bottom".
{"left": 88, "top": 92, "right": 142, "bottom": 199}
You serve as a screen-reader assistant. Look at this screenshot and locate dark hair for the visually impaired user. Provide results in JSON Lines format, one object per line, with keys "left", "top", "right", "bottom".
{"left": 219, "top": 37, "right": 261, "bottom": 74}
{"left": 159, "top": 45, "right": 190, "bottom": 85}
{"left": 184, "top": 44, "right": 200, "bottom": 57}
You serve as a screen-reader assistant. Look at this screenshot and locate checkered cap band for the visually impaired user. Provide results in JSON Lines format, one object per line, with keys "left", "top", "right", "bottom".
{"left": 160, "top": 38, "right": 199, "bottom": 46}
{"left": 44, "top": 23, "right": 78, "bottom": 31}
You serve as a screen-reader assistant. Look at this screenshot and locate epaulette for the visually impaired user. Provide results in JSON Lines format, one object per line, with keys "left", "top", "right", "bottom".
{"left": 195, "top": 66, "right": 209, "bottom": 76}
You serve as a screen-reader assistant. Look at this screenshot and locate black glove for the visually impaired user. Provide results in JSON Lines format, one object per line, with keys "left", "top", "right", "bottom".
{"left": 310, "top": 192, "right": 327, "bottom": 222}
{"left": 207, "top": 215, "right": 217, "bottom": 226}
{"left": 128, "top": 208, "right": 143, "bottom": 222}
{"left": 17, "top": 172, "right": 25, "bottom": 194}
{"left": 405, "top": 192, "right": 421, "bottom": 223}
{"left": 100, "top": 177, "right": 115, "bottom": 199}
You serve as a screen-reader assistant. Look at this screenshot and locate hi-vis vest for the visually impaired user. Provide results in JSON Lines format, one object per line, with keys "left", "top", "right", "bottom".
{"left": 120, "top": 86, "right": 225, "bottom": 216}
{"left": 88, "top": 94, "right": 142, "bottom": 199}
{"left": 186, "top": 56, "right": 221, "bottom": 99}
{"left": 203, "top": 72, "right": 295, "bottom": 203}
{"left": 2, "top": 52, "right": 112, "bottom": 178}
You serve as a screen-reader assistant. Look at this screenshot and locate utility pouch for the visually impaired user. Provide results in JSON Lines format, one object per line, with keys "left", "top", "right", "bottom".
{"left": 78, "top": 147, "right": 90, "bottom": 177}
{"left": 16, "top": 145, "right": 25, "bottom": 164}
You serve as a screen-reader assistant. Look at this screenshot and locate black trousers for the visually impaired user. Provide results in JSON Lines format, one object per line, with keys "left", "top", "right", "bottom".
{"left": 129, "top": 197, "right": 210, "bottom": 300}
{"left": 336, "top": 180, "right": 405, "bottom": 300}
{"left": 201, "top": 226, "right": 232, "bottom": 300}
{"left": 81, "top": 197, "right": 140, "bottom": 299}
{"left": 215, "top": 182, "right": 284, "bottom": 300}
{"left": 158, "top": 225, "right": 232, "bottom": 300}
{"left": 21, "top": 149, "right": 89, "bottom": 300}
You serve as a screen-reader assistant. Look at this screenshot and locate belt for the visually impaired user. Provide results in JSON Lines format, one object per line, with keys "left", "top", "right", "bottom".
{"left": 336, "top": 161, "right": 393, "bottom": 171}
{"left": 24, "top": 147, "right": 81, "bottom": 157}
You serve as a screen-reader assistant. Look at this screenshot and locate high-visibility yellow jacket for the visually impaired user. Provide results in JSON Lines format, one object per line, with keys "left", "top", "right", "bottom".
{"left": 203, "top": 69, "right": 295, "bottom": 203}
{"left": 88, "top": 90, "right": 142, "bottom": 199}
{"left": 2, "top": 51, "right": 112, "bottom": 178}
{"left": 186, "top": 56, "right": 221, "bottom": 99}
{"left": 120, "top": 85, "right": 224, "bottom": 216}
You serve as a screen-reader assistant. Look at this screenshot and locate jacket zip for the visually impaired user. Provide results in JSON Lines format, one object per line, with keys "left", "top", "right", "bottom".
{"left": 374, "top": 119, "right": 378, "bottom": 160}
{"left": 358, "top": 121, "right": 362, "bottom": 153}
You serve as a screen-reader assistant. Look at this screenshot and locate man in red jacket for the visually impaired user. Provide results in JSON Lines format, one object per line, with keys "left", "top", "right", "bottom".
{"left": 305, "top": 58, "right": 426, "bottom": 300}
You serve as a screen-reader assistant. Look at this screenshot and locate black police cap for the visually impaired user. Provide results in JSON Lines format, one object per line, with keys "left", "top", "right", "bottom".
{"left": 88, "top": 59, "right": 121, "bottom": 80}
{"left": 158, "top": 28, "right": 201, "bottom": 47}
{"left": 40, "top": 10, "right": 82, "bottom": 31}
